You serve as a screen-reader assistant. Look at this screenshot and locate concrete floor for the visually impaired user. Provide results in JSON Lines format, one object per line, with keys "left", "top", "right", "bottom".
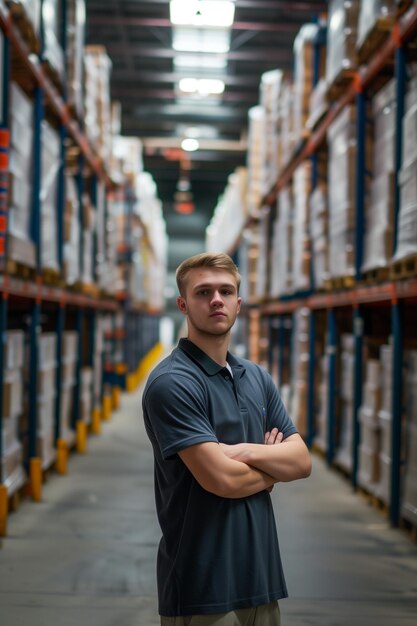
{"left": 1, "top": 384, "right": 417, "bottom": 626}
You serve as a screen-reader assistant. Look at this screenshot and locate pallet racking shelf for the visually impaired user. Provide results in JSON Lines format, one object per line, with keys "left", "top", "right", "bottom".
{"left": 236, "top": 6, "right": 417, "bottom": 531}
{"left": 0, "top": 2, "right": 163, "bottom": 531}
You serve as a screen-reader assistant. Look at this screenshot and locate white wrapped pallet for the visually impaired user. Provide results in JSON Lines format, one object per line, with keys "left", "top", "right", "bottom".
{"left": 292, "top": 163, "right": 311, "bottom": 292}
{"left": 362, "top": 79, "right": 396, "bottom": 274}
{"left": 1, "top": 330, "right": 26, "bottom": 494}
{"left": 309, "top": 184, "right": 330, "bottom": 289}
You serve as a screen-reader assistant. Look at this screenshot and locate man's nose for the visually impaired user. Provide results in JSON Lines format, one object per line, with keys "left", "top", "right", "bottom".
{"left": 210, "top": 291, "right": 223, "bottom": 306}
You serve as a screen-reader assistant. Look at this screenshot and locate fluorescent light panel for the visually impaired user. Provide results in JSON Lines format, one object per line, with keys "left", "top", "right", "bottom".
{"left": 170, "top": 1, "right": 235, "bottom": 28}
{"left": 181, "top": 138, "right": 200, "bottom": 152}
{"left": 179, "top": 77, "right": 225, "bottom": 95}
{"left": 173, "top": 54, "right": 227, "bottom": 70}
{"left": 173, "top": 27, "right": 231, "bottom": 54}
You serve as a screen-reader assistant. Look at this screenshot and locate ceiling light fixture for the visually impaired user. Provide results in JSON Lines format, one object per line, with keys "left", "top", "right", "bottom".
{"left": 170, "top": 1, "right": 235, "bottom": 28}
{"left": 172, "top": 28, "right": 231, "bottom": 54}
{"left": 179, "top": 77, "right": 225, "bottom": 95}
{"left": 173, "top": 55, "right": 227, "bottom": 70}
{"left": 181, "top": 138, "right": 200, "bottom": 152}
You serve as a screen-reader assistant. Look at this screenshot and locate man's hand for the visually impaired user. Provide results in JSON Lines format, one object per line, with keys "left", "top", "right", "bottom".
{"left": 264, "top": 428, "right": 284, "bottom": 445}
{"left": 220, "top": 429, "right": 284, "bottom": 492}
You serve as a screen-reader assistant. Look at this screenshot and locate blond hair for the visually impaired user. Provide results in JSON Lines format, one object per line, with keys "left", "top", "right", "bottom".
{"left": 176, "top": 252, "right": 241, "bottom": 296}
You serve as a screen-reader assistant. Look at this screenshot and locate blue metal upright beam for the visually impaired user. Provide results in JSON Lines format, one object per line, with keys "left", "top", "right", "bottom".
{"left": 267, "top": 316, "right": 275, "bottom": 373}
{"left": 326, "top": 308, "right": 337, "bottom": 465}
{"left": 352, "top": 306, "right": 363, "bottom": 488}
{"left": 390, "top": 301, "right": 403, "bottom": 526}
{"left": 354, "top": 88, "right": 366, "bottom": 281}
{"left": 306, "top": 310, "right": 316, "bottom": 448}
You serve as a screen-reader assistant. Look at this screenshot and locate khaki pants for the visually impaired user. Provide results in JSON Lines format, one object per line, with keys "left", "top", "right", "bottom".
{"left": 160, "top": 601, "right": 280, "bottom": 626}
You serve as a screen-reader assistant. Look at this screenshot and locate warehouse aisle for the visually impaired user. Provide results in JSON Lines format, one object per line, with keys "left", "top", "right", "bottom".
{"left": 1, "top": 384, "right": 417, "bottom": 626}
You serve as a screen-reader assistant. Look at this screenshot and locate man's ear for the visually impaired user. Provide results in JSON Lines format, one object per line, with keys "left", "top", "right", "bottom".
{"left": 177, "top": 296, "right": 187, "bottom": 315}
{"left": 236, "top": 296, "right": 242, "bottom": 315}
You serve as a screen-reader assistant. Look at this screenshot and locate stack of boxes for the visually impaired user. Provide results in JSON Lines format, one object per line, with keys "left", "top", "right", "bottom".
{"left": 326, "top": 0, "right": 359, "bottom": 89}
{"left": 40, "top": 121, "right": 60, "bottom": 273}
{"left": 269, "top": 188, "right": 293, "bottom": 297}
{"left": 376, "top": 344, "right": 394, "bottom": 502}
{"left": 314, "top": 353, "right": 330, "bottom": 452}
{"left": 280, "top": 84, "right": 296, "bottom": 167}
{"left": 8, "top": 82, "right": 36, "bottom": 269}
{"left": 356, "top": 0, "right": 396, "bottom": 61}
{"left": 335, "top": 334, "right": 355, "bottom": 472}
{"left": 362, "top": 79, "right": 396, "bottom": 274}
{"left": 81, "top": 193, "right": 96, "bottom": 286}
{"left": 327, "top": 107, "right": 359, "bottom": 281}
{"left": 66, "top": 0, "right": 86, "bottom": 118}
{"left": 403, "top": 350, "right": 417, "bottom": 525}
{"left": 247, "top": 106, "right": 268, "bottom": 215}
{"left": 259, "top": 70, "right": 283, "bottom": 193}
{"left": 289, "top": 308, "right": 310, "bottom": 438}
{"left": 60, "top": 331, "right": 77, "bottom": 446}
{"left": 358, "top": 356, "right": 382, "bottom": 492}
{"left": 37, "top": 333, "right": 57, "bottom": 469}
{"left": 206, "top": 167, "right": 248, "bottom": 254}
{"left": 84, "top": 46, "right": 112, "bottom": 163}
{"left": 63, "top": 174, "right": 81, "bottom": 285}
{"left": 309, "top": 184, "right": 330, "bottom": 289}
{"left": 2, "top": 331, "right": 26, "bottom": 493}
{"left": 80, "top": 367, "right": 93, "bottom": 426}
{"left": 42, "top": 0, "right": 65, "bottom": 86}
{"left": 292, "top": 163, "right": 312, "bottom": 292}
{"left": 293, "top": 24, "right": 320, "bottom": 141}
{"left": 394, "top": 72, "right": 417, "bottom": 264}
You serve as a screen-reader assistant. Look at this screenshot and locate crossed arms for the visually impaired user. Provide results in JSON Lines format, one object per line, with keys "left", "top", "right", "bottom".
{"left": 178, "top": 428, "right": 312, "bottom": 499}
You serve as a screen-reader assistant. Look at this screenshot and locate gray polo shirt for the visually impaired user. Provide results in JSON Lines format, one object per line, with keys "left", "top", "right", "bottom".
{"left": 142, "top": 338, "right": 297, "bottom": 617}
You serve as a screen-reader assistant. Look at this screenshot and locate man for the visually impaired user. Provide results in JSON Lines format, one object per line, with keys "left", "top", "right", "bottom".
{"left": 142, "top": 252, "right": 311, "bottom": 626}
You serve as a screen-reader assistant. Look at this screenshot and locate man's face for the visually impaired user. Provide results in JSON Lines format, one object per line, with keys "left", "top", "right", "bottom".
{"left": 177, "top": 268, "right": 242, "bottom": 338}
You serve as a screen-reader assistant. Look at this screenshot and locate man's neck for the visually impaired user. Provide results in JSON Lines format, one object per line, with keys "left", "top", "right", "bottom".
{"left": 186, "top": 332, "right": 230, "bottom": 366}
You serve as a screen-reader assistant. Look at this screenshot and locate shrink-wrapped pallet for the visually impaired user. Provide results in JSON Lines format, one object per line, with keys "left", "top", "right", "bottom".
{"left": 8, "top": 83, "right": 36, "bottom": 268}
{"left": 326, "top": 0, "right": 360, "bottom": 90}
{"left": 280, "top": 83, "right": 296, "bottom": 166}
{"left": 63, "top": 174, "right": 80, "bottom": 285}
{"left": 206, "top": 167, "right": 248, "bottom": 254}
{"left": 269, "top": 188, "right": 293, "bottom": 297}
{"left": 289, "top": 308, "right": 310, "bottom": 437}
{"left": 402, "top": 350, "right": 417, "bottom": 525}
{"left": 375, "top": 344, "right": 393, "bottom": 501}
{"left": 1, "top": 331, "right": 26, "bottom": 494}
{"left": 394, "top": 76, "right": 417, "bottom": 264}
{"left": 293, "top": 24, "right": 320, "bottom": 140}
{"left": 40, "top": 121, "right": 60, "bottom": 272}
{"left": 42, "top": 0, "right": 65, "bottom": 83}
{"left": 362, "top": 79, "right": 396, "bottom": 273}
{"left": 314, "top": 353, "right": 330, "bottom": 453}
{"left": 260, "top": 69, "right": 283, "bottom": 191}
{"left": 247, "top": 106, "right": 268, "bottom": 213}
{"left": 292, "top": 163, "right": 311, "bottom": 292}
{"left": 59, "top": 331, "right": 77, "bottom": 445}
{"left": 37, "top": 333, "right": 57, "bottom": 470}
{"left": 335, "top": 334, "right": 355, "bottom": 472}
{"left": 327, "top": 107, "right": 360, "bottom": 280}
{"left": 84, "top": 46, "right": 112, "bottom": 162}
{"left": 310, "top": 184, "right": 330, "bottom": 289}
{"left": 357, "top": 0, "right": 396, "bottom": 62}
{"left": 66, "top": 0, "right": 86, "bottom": 117}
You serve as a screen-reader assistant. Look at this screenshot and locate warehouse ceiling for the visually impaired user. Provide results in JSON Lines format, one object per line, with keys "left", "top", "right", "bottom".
{"left": 85, "top": 0, "right": 327, "bottom": 232}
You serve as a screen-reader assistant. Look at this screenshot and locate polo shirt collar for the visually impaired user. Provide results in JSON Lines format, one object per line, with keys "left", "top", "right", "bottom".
{"left": 178, "top": 338, "right": 245, "bottom": 377}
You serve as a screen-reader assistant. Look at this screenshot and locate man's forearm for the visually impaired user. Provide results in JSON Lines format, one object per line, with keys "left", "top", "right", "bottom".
{"left": 218, "top": 457, "right": 276, "bottom": 498}
{"left": 221, "top": 437, "right": 311, "bottom": 482}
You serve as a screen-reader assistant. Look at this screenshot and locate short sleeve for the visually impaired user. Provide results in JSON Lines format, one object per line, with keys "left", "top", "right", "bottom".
{"left": 265, "top": 374, "right": 298, "bottom": 438}
{"left": 143, "top": 372, "right": 218, "bottom": 459}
